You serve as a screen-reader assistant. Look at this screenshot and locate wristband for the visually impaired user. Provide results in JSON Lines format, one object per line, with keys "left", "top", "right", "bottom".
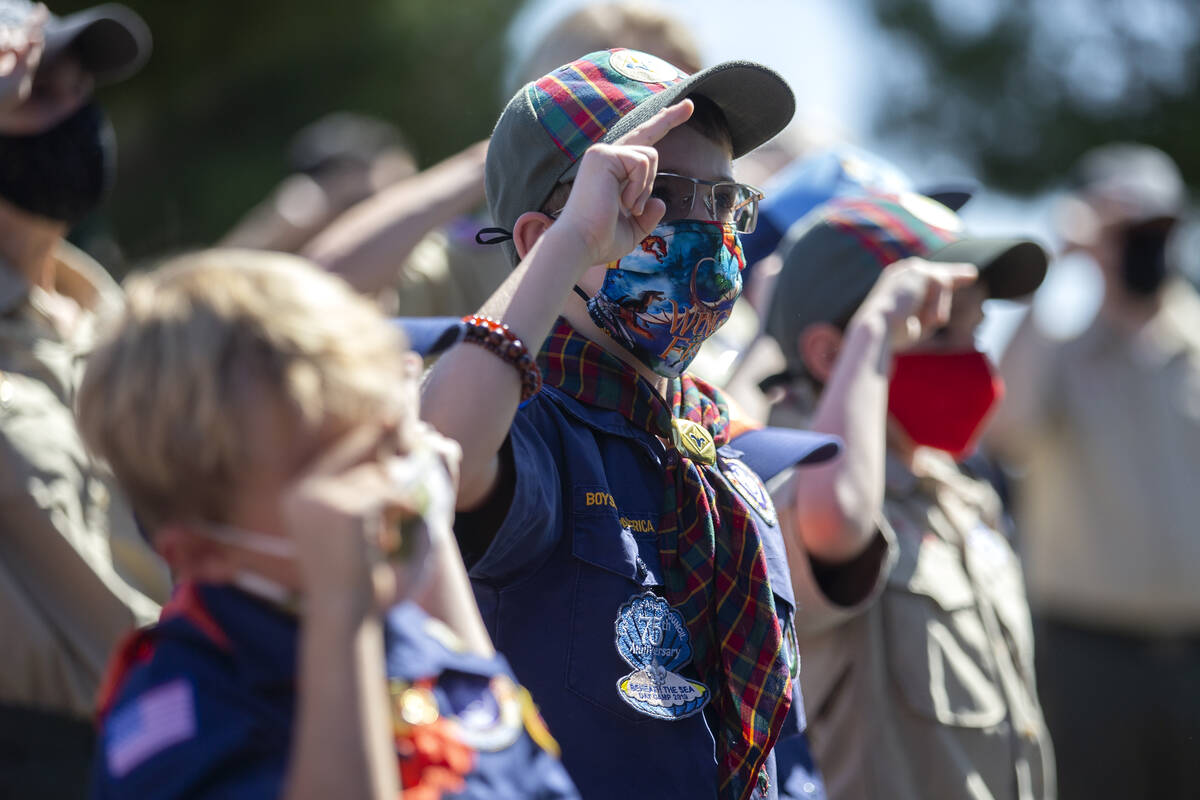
{"left": 460, "top": 315, "right": 542, "bottom": 402}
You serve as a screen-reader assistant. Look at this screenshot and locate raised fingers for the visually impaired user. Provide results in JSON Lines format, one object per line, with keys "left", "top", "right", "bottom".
{"left": 293, "top": 424, "right": 387, "bottom": 486}
{"left": 614, "top": 144, "right": 658, "bottom": 215}
{"left": 27, "top": 4, "right": 49, "bottom": 30}
{"left": 919, "top": 262, "right": 978, "bottom": 330}
{"left": 938, "top": 262, "right": 979, "bottom": 289}
{"left": 614, "top": 99, "right": 694, "bottom": 148}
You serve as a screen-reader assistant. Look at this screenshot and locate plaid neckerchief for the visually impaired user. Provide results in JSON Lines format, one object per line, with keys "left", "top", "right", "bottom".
{"left": 539, "top": 318, "right": 791, "bottom": 800}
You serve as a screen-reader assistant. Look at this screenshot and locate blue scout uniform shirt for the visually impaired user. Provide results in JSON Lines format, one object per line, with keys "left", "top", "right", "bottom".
{"left": 457, "top": 384, "right": 824, "bottom": 799}
{"left": 91, "top": 583, "right": 578, "bottom": 800}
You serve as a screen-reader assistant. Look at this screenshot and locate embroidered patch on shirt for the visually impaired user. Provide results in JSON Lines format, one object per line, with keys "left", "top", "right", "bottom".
{"left": 575, "top": 484, "right": 620, "bottom": 517}
{"left": 618, "top": 515, "right": 656, "bottom": 535}
{"left": 105, "top": 679, "right": 197, "bottom": 778}
{"left": 722, "top": 458, "right": 778, "bottom": 527}
{"left": 443, "top": 674, "right": 524, "bottom": 752}
{"left": 613, "top": 592, "right": 709, "bottom": 720}
{"left": 783, "top": 618, "right": 801, "bottom": 679}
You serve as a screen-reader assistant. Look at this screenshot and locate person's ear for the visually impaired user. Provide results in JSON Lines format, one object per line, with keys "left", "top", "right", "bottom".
{"left": 156, "top": 523, "right": 239, "bottom": 584}
{"left": 798, "top": 323, "right": 843, "bottom": 384}
{"left": 513, "top": 211, "right": 556, "bottom": 260}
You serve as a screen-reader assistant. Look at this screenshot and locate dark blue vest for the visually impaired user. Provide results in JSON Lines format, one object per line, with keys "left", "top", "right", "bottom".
{"left": 467, "top": 386, "right": 820, "bottom": 799}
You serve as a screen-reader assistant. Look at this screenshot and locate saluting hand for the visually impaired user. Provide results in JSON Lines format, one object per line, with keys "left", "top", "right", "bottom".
{"left": 282, "top": 425, "right": 433, "bottom": 620}
{"left": 552, "top": 99, "right": 694, "bottom": 268}
{"left": 0, "top": 3, "right": 44, "bottom": 113}
{"left": 854, "top": 258, "right": 979, "bottom": 351}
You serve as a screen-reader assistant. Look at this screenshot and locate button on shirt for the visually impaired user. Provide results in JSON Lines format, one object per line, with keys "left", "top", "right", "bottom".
{"left": 0, "top": 244, "right": 166, "bottom": 718}
{"left": 785, "top": 449, "right": 1054, "bottom": 800}
{"left": 457, "top": 384, "right": 809, "bottom": 799}
{"left": 92, "top": 584, "right": 578, "bottom": 799}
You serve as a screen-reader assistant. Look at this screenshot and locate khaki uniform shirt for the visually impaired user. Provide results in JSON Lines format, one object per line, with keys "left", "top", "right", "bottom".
{"left": 781, "top": 446, "right": 1054, "bottom": 800}
{"left": 995, "top": 281, "right": 1200, "bottom": 634}
{"left": 0, "top": 243, "right": 166, "bottom": 718}
{"left": 385, "top": 227, "right": 507, "bottom": 318}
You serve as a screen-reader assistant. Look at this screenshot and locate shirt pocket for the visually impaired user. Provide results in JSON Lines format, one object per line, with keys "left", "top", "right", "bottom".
{"left": 882, "top": 537, "right": 1007, "bottom": 729}
{"left": 566, "top": 508, "right": 665, "bottom": 724}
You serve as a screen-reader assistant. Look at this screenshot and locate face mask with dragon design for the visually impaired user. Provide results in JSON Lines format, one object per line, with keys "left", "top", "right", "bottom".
{"left": 585, "top": 219, "right": 745, "bottom": 378}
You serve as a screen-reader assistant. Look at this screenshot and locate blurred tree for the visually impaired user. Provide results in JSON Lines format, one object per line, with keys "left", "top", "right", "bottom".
{"left": 865, "top": 0, "right": 1199, "bottom": 193}
{"left": 53, "top": 0, "right": 522, "bottom": 267}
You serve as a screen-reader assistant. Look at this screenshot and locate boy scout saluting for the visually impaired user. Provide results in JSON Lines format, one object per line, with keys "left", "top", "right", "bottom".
{"left": 422, "top": 49, "right": 841, "bottom": 799}
{"left": 82, "top": 251, "right": 579, "bottom": 799}
{"left": 761, "top": 192, "right": 1055, "bottom": 799}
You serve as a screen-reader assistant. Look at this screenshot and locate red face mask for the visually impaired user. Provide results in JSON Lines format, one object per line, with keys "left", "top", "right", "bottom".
{"left": 887, "top": 350, "right": 1005, "bottom": 461}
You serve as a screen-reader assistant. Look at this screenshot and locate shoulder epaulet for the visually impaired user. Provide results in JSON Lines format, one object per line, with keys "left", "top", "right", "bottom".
{"left": 160, "top": 582, "right": 232, "bottom": 652}
{"left": 96, "top": 627, "right": 159, "bottom": 721}
{"left": 96, "top": 582, "right": 232, "bottom": 721}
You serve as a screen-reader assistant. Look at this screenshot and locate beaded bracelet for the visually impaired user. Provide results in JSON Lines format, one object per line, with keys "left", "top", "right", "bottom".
{"left": 460, "top": 315, "right": 542, "bottom": 402}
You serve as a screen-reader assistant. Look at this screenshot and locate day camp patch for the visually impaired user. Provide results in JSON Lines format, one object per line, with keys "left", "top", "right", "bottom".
{"left": 613, "top": 592, "right": 709, "bottom": 720}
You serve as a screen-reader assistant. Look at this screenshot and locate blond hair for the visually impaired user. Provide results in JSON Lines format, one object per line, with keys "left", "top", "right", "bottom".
{"left": 77, "top": 249, "right": 408, "bottom": 530}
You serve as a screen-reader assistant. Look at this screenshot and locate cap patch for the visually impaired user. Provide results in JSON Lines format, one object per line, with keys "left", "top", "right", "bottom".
{"left": 825, "top": 195, "right": 960, "bottom": 270}
{"left": 527, "top": 49, "right": 685, "bottom": 161}
{"left": 609, "top": 50, "right": 682, "bottom": 84}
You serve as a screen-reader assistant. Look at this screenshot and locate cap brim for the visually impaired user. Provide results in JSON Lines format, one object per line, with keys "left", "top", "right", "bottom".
{"left": 729, "top": 426, "right": 843, "bottom": 484}
{"left": 927, "top": 237, "right": 1048, "bottom": 299}
{"left": 43, "top": 4, "right": 151, "bottom": 85}
{"left": 560, "top": 60, "right": 796, "bottom": 183}
{"left": 392, "top": 317, "right": 465, "bottom": 358}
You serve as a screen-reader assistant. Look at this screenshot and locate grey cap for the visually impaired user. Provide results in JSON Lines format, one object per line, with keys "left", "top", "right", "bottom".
{"left": 1071, "top": 142, "right": 1186, "bottom": 225}
{"left": 0, "top": 1, "right": 151, "bottom": 85}
{"left": 484, "top": 48, "right": 795, "bottom": 264}
{"left": 765, "top": 192, "right": 1047, "bottom": 368}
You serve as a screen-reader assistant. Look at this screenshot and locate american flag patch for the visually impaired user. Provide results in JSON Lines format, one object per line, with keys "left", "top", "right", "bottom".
{"left": 105, "top": 679, "right": 197, "bottom": 777}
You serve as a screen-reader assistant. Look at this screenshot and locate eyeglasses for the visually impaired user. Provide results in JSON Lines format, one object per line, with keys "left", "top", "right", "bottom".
{"left": 652, "top": 172, "right": 764, "bottom": 233}
{"left": 543, "top": 172, "right": 764, "bottom": 233}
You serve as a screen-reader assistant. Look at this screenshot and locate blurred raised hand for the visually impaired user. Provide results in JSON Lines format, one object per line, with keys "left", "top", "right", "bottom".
{"left": 0, "top": 3, "right": 45, "bottom": 112}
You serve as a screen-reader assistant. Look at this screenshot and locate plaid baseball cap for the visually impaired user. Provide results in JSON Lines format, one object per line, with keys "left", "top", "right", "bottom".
{"left": 764, "top": 192, "right": 1048, "bottom": 365}
{"left": 485, "top": 48, "right": 795, "bottom": 263}
{"left": 0, "top": 1, "right": 150, "bottom": 85}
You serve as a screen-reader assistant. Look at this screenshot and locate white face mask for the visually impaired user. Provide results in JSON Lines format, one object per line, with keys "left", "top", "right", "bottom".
{"left": 193, "top": 442, "right": 457, "bottom": 614}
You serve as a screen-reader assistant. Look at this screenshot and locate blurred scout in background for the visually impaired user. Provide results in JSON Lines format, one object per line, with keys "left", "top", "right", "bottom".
{"left": 991, "top": 143, "right": 1200, "bottom": 800}
{"left": 760, "top": 192, "right": 1055, "bottom": 800}
{"left": 0, "top": 3, "right": 165, "bottom": 796}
